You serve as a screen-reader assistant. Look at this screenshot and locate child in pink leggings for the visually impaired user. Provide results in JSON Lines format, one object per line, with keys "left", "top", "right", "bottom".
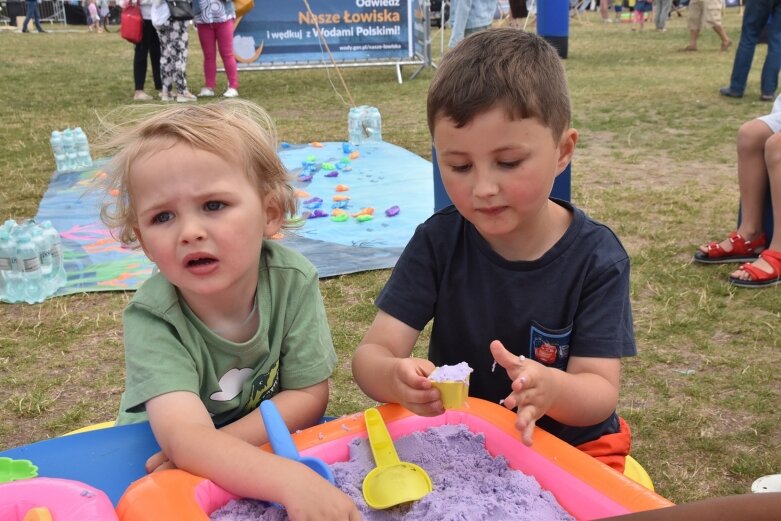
{"left": 193, "top": 0, "right": 239, "bottom": 98}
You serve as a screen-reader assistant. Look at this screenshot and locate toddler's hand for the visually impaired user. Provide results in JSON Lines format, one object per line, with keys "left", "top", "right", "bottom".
{"left": 283, "top": 471, "right": 360, "bottom": 521}
{"left": 390, "top": 357, "right": 442, "bottom": 416}
{"left": 145, "top": 450, "right": 177, "bottom": 473}
{"left": 490, "top": 340, "right": 559, "bottom": 446}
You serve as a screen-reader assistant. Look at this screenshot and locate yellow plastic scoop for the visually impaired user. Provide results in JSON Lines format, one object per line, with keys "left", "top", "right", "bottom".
{"left": 362, "top": 407, "right": 433, "bottom": 509}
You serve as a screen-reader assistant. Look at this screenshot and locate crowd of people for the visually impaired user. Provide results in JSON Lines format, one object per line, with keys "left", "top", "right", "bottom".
{"left": 18, "top": 0, "right": 240, "bottom": 101}
{"left": 130, "top": 0, "right": 238, "bottom": 101}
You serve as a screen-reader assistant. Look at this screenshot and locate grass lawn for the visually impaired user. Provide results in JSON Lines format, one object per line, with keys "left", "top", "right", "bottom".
{"left": 1, "top": 8, "right": 780, "bottom": 506}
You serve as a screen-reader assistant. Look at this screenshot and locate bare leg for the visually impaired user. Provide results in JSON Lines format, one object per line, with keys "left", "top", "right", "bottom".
{"left": 732, "top": 130, "right": 781, "bottom": 279}
{"left": 683, "top": 29, "right": 699, "bottom": 50}
{"left": 600, "top": 0, "right": 613, "bottom": 21}
{"left": 700, "top": 119, "right": 772, "bottom": 255}
{"left": 713, "top": 24, "right": 732, "bottom": 50}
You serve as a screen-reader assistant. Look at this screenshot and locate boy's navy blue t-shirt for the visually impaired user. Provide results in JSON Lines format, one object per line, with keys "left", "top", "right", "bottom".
{"left": 376, "top": 200, "right": 636, "bottom": 446}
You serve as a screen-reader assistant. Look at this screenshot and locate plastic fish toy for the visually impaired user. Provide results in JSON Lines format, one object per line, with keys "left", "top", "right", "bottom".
{"left": 352, "top": 207, "right": 374, "bottom": 217}
{"left": 308, "top": 210, "right": 328, "bottom": 219}
{"left": 385, "top": 205, "right": 400, "bottom": 217}
{"left": 303, "top": 197, "right": 323, "bottom": 209}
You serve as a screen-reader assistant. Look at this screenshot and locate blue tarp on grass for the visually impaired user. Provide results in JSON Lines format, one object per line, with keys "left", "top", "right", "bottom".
{"left": 33, "top": 141, "right": 434, "bottom": 297}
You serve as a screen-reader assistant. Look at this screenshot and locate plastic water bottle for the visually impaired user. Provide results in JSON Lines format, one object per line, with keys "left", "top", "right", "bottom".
{"left": 347, "top": 107, "right": 363, "bottom": 146}
{"left": 62, "top": 128, "right": 77, "bottom": 171}
{"left": 365, "top": 107, "right": 383, "bottom": 143}
{"left": 0, "top": 228, "right": 21, "bottom": 302}
{"left": 41, "top": 220, "right": 67, "bottom": 291}
{"left": 73, "top": 127, "right": 93, "bottom": 168}
{"left": 15, "top": 232, "right": 46, "bottom": 304}
{"left": 31, "top": 226, "right": 53, "bottom": 294}
{"left": 50, "top": 130, "right": 67, "bottom": 172}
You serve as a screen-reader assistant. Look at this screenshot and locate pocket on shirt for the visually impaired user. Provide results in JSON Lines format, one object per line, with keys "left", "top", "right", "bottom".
{"left": 529, "top": 321, "right": 572, "bottom": 370}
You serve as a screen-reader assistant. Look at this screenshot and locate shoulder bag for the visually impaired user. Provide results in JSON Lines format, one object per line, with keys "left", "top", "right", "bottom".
{"left": 120, "top": 3, "right": 143, "bottom": 44}
{"left": 166, "top": 0, "right": 193, "bottom": 21}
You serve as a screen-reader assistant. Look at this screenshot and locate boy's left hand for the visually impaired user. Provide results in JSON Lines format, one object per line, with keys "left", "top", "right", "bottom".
{"left": 490, "top": 340, "right": 560, "bottom": 446}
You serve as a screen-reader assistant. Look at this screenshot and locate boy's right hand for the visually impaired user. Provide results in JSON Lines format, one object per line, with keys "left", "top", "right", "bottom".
{"left": 391, "top": 357, "right": 443, "bottom": 416}
{"left": 282, "top": 470, "right": 361, "bottom": 521}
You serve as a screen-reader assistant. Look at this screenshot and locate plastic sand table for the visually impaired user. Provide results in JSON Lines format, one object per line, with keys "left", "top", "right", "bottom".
{"left": 210, "top": 424, "right": 573, "bottom": 521}
{"left": 115, "top": 400, "right": 673, "bottom": 520}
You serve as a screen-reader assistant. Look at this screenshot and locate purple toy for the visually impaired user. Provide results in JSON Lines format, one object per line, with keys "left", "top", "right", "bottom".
{"left": 308, "top": 210, "right": 328, "bottom": 219}
{"left": 303, "top": 197, "right": 323, "bottom": 209}
{"left": 385, "top": 205, "right": 400, "bottom": 217}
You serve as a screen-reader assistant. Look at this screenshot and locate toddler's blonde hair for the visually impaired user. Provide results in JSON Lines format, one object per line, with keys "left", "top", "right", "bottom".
{"left": 97, "top": 99, "right": 297, "bottom": 247}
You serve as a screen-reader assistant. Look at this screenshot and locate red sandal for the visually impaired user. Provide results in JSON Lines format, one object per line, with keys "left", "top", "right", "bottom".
{"left": 693, "top": 231, "right": 766, "bottom": 264}
{"left": 729, "top": 250, "right": 781, "bottom": 288}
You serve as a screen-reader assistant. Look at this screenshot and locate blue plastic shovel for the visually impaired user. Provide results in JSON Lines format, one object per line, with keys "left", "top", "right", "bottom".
{"left": 259, "top": 400, "right": 335, "bottom": 484}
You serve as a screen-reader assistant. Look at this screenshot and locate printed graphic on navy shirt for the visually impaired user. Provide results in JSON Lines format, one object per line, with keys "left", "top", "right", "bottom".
{"left": 529, "top": 322, "right": 572, "bottom": 370}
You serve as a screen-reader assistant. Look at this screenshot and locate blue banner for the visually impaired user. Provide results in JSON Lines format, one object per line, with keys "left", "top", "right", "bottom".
{"left": 234, "top": 0, "right": 414, "bottom": 66}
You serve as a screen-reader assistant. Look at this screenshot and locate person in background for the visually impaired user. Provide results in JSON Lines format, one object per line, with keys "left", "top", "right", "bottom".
{"left": 448, "top": 0, "right": 497, "bottom": 49}
{"left": 86, "top": 0, "right": 102, "bottom": 32}
{"left": 632, "top": 0, "right": 652, "bottom": 31}
{"left": 599, "top": 0, "right": 615, "bottom": 23}
{"left": 507, "top": 0, "right": 528, "bottom": 28}
{"left": 98, "top": 0, "right": 111, "bottom": 32}
{"left": 129, "top": 0, "right": 162, "bottom": 101}
{"left": 152, "top": 0, "right": 196, "bottom": 102}
{"left": 679, "top": 0, "right": 732, "bottom": 52}
{"left": 652, "top": 0, "right": 672, "bottom": 32}
{"left": 97, "top": 100, "right": 359, "bottom": 519}
{"left": 694, "top": 95, "right": 781, "bottom": 287}
{"left": 352, "top": 29, "right": 638, "bottom": 474}
{"left": 194, "top": 0, "right": 239, "bottom": 98}
{"left": 719, "top": 0, "right": 781, "bottom": 102}
{"left": 21, "top": 0, "right": 46, "bottom": 33}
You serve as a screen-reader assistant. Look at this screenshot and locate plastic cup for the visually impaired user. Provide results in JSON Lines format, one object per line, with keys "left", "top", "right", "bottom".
{"left": 431, "top": 376, "right": 470, "bottom": 409}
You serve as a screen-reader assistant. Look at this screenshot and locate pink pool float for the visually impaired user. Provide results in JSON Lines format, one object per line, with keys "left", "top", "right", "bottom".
{"left": 0, "top": 477, "right": 118, "bottom": 520}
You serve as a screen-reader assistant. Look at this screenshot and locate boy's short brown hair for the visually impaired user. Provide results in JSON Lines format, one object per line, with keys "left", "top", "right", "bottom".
{"left": 97, "top": 99, "right": 297, "bottom": 247}
{"left": 427, "top": 28, "right": 571, "bottom": 140}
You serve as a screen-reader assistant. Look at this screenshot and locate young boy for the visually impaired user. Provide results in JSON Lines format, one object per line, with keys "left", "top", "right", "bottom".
{"left": 100, "top": 100, "right": 359, "bottom": 520}
{"left": 352, "top": 28, "right": 637, "bottom": 473}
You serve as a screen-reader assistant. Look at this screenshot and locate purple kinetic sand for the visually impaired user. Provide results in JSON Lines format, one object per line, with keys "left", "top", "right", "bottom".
{"left": 210, "top": 424, "right": 573, "bottom": 521}
{"left": 429, "top": 362, "right": 473, "bottom": 382}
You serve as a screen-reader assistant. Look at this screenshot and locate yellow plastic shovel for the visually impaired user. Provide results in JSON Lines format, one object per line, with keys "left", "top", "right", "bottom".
{"left": 361, "top": 408, "right": 433, "bottom": 509}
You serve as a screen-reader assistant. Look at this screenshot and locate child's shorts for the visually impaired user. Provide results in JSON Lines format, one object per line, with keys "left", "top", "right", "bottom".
{"left": 758, "top": 95, "right": 781, "bottom": 133}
